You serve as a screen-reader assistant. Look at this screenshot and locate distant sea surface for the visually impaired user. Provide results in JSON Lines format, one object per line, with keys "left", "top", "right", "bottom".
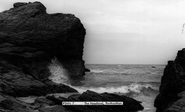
{"left": 72, "top": 64, "right": 165, "bottom": 112}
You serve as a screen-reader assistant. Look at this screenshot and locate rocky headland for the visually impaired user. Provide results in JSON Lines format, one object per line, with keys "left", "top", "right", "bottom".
{"left": 155, "top": 48, "right": 185, "bottom": 112}
{"left": 0, "top": 2, "right": 144, "bottom": 112}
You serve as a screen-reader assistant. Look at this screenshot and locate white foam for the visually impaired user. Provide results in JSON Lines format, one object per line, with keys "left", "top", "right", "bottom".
{"left": 90, "top": 69, "right": 105, "bottom": 73}
{"left": 48, "top": 58, "right": 69, "bottom": 84}
{"left": 128, "top": 83, "right": 151, "bottom": 93}
{"left": 73, "top": 83, "right": 153, "bottom": 94}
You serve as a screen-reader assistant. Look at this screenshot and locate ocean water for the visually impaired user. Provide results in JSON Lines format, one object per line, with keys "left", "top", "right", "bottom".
{"left": 70, "top": 64, "right": 165, "bottom": 112}
{"left": 17, "top": 59, "right": 165, "bottom": 112}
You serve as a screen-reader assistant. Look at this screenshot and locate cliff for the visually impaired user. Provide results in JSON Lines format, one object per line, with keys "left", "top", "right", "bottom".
{"left": 0, "top": 1, "right": 86, "bottom": 96}
{"left": 0, "top": 2, "right": 86, "bottom": 80}
{"left": 154, "top": 48, "right": 185, "bottom": 112}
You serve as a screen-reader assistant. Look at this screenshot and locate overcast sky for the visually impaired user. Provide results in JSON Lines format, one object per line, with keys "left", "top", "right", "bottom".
{"left": 0, "top": 0, "right": 185, "bottom": 64}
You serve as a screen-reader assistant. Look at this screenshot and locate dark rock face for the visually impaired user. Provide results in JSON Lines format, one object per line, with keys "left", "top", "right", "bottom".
{"left": 0, "top": 1, "right": 86, "bottom": 80}
{"left": 0, "top": 1, "right": 86, "bottom": 96}
{"left": 85, "top": 68, "right": 90, "bottom": 72}
{"left": 154, "top": 48, "right": 185, "bottom": 112}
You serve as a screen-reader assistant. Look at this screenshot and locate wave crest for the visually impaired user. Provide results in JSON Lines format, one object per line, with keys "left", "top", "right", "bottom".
{"left": 73, "top": 83, "right": 158, "bottom": 96}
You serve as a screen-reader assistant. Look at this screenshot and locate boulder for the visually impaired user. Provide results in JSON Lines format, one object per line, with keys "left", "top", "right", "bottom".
{"left": 52, "top": 90, "right": 144, "bottom": 112}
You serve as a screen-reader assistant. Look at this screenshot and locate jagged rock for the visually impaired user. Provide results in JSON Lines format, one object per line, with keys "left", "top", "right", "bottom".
{"left": 0, "top": 1, "right": 86, "bottom": 80}
{"left": 0, "top": 96, "right": 37, "bottom": 112}
{"left": 0, "top": 1, "right": 86, "bottom": 96}
{"left": 0, "top": 71, "right": 77, "bottom": 97}
{"left": 46, "top": 95, "right": 65, "bottom": 105}
{"left": 85, "top": 68, "right": 90, "bottom": 72}
{"left": 13, "top": 2, "right": 28, "bottom": 8}
{"left": 154, "top": 48, "right": 185, "bottom": 112}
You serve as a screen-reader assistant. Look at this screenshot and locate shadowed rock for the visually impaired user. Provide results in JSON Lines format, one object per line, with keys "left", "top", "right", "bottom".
{"left": 154, "top": 48, "right": 185, "bottom": 112}
{"left": 0, "top": 1, "right": 86, "bottom": 80}
{"left": 46, "top": 90, "right": 144, "bottom": 112}
{"left": 0, "top": 1, "right": 86, "bottom": 97}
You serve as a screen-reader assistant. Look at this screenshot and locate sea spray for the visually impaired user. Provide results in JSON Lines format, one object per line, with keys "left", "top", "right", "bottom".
{"left": 48, "top": 58, "right": 69, "bottom": 84}
{"left": 48, "top": 58, "right": 84, "bottom": 91}
{"left": 48, "top": 58, "right": 86, "bottom": 93}
{"left": 17, "top": 58, "right": 76, "bottom": 105}
{"left": 48, "top": 60, "right": 158, "bottom": 95}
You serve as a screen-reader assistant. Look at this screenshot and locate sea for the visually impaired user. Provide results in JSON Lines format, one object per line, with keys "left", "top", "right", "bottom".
{"left": 69, "top": 64, "right": 164, "bottom": 112}
{"left": 18, "top": 59, "right": 165, "bottom": 112}
{"left": 48, "top": 58, "right": 164, "bottom": 112}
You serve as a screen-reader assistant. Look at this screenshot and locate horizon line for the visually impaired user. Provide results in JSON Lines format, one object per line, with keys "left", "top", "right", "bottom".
{"left": 85, "top": 63, "right": 166, "bottom": 65}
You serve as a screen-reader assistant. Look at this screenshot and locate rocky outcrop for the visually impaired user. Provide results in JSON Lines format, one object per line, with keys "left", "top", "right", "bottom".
{"left": 154, "top": 48, "right": 185, "bottom": 112}
{"left": 0, "top": 90, "right": 143, "bottom": 112}
{"left": 64, "top": 90, "right": 144, "bottom": 112}
{"left": 0, "top": 1, "right": 86, "bottom": 80}
{"left": 0, "top": 1, "right": 86, "bottom": 96}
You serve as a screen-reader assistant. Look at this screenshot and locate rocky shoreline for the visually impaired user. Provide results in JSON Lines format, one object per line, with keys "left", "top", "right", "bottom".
{"left": 0, "top": 90, "right": 144, "bottom": 112}
{"left": 154, "top": 48, "right": 185, "bottom": 112}
{"left": 0, "top": 2, "right": 144, "bottom": 112}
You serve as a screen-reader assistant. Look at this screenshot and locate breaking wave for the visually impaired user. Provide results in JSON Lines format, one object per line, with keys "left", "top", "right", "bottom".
{"left": 73, "top": 83, "right": 158, "bottom": 97}
{"left": 48, "top": 58, "right": 69, "bottom": 84}
{"left": 48, "top": 59, "right": 159, "bottom": 98}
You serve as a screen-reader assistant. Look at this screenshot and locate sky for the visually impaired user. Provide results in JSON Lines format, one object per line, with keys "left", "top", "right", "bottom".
{"left": 0, "top": 0, "right": 185, "bottom": 64}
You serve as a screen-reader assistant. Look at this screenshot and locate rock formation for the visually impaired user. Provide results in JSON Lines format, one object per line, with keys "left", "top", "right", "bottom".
{"left": 154, "top": 48, "right": 185, "bottom": 112}
{"left": 0, "top": 1, "right": 86, "bottom": 96}
{"left": 0, "top": 1, "right": 86, "bottom": 80}
{"left": 0, "top": 2, "right": 144, "bottom": 112}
